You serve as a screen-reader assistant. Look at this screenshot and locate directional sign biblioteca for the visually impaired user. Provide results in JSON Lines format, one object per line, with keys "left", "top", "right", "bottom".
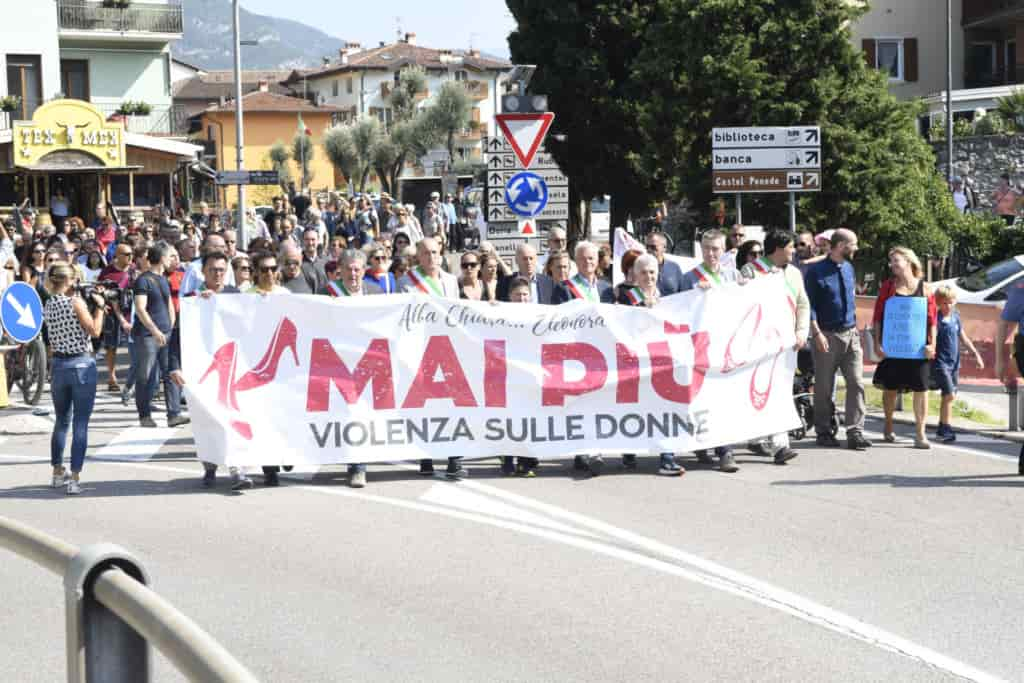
{"left": 1, "top": 281, "right": 44, "bottom": 343}
{"left": 711, "top": 125, "right": 822, "bottom": 194}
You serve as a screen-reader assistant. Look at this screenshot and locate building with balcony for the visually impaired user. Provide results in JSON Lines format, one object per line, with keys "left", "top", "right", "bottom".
{"left": 282, "top": 33, "right": 513, "bottom": 166}
{"left": 0, "top": 0, "right": 198, "bottom": 222}
{"left": 197, "top": 87, "right": 345, "bottom": 207}
{"left": 850, "top": 1, "right": 1024, "bottom": 129}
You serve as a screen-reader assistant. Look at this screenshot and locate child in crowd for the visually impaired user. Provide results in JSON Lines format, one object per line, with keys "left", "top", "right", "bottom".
{"left": 501, "top": 277, "right": 540, "bottom": 477}
{"left": 933, "top": 285, "right": 984, "bottom": 442}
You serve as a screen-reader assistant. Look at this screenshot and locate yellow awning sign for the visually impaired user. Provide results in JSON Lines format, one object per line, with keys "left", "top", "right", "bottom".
{"left": 13, "top": 99, "right": 126, "bottom": 169}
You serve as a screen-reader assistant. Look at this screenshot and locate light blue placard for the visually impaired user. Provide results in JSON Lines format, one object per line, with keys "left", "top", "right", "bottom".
{"left": 881, "top": 297, "right": 927, "bottom": 360}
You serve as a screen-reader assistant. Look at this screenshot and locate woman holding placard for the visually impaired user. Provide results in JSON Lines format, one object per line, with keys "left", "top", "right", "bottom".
{"left": 872, "top": 247, "right": 937, "bottom": 449}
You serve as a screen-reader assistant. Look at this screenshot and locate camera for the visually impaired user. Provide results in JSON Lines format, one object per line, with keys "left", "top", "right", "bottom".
{"left": 75, "top": 283, "right": 119, "bottom": 314}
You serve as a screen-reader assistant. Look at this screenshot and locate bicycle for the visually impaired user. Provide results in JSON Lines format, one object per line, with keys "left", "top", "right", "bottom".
{"left": 3, "top": 333, "right": 46, "bottom": 406}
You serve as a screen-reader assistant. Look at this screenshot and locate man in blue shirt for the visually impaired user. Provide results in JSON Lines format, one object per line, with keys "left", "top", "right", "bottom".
{"left": 645, "top": 230, "right": 686, "bottom": 295}
{"left": 996, "top": 281, "right": 1024, "bottom": 474}
{"left": 804, "top": 228, "right": 871, "bottom": 450}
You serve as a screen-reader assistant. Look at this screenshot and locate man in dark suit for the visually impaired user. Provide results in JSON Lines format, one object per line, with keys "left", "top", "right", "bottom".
{"left": 552, "top": 240, "right": 614, "bottom": 305}
{"left": 552, "top": 240, "right": 614, "bottom": 476}
{"left": 497, "top": 243, "right": 556, "bottom": 304}
{"left": 645, "top": 230, "right": 685, "bottom": 296}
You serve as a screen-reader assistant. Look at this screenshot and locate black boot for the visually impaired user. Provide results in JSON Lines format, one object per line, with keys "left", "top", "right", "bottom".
{"left": 1019, "top": 444, "right": 1024, "bottom": 476}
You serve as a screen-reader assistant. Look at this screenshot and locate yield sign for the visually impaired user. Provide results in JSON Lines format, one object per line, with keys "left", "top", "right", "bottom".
{"left": 518, "top": 219, "right": 536, "bottom": 235}
{"left": 495, "top": 112, "right": 555, "bottom": 169}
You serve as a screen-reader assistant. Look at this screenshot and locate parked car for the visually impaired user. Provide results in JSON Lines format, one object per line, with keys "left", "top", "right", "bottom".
{"left": 934, "top": 256, "right": 1024, "bottom": 306}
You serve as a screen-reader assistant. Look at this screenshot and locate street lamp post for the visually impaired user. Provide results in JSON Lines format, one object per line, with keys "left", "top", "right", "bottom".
{"left": 232, "top": 0, "right": 246, "bottom": 249}
{"left": 946, "top": 0, "right": 954, "bottom": 183}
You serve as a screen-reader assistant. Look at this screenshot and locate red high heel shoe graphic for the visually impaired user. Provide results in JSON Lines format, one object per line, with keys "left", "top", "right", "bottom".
{"left": 199, "top": 318, "right": 299, "bottom": 440}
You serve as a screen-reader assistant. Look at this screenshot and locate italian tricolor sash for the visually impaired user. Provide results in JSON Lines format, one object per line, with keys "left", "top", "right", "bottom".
{"left": 326, "top": 281, "right": 352, "bottom": 297}
{"left": 693, "top": 264, "right": 723, "bottom": 287}
{"left": 625, "top": 287, "right": 646, "bottom": 306}
{"left": 752, "top": 256, "right": 774, "bottom": 275}
{"left": 564, "top": 274, "right": 598, "bottom": 301}
{"left": 408, "top": 267, "right": 443, "bottom": 296}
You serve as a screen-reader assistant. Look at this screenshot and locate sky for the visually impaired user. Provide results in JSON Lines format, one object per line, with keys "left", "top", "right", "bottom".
{"left": 238, "top": 0, "right": 517, "bottom": 57}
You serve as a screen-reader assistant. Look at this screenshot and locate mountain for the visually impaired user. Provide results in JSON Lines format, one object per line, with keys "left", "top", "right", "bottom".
{"left": 173, "top": 0, "right": 347, "bottom": 70}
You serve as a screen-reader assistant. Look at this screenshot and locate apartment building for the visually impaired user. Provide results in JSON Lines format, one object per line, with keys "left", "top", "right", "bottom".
{"left": 0, "top": 0, "right": 199, "bottom": 221}
{"left": 283, "top": 33, "right": 513, "bottom": 165}
{"left": 852, "top": 1, "right": 1024, "bottom": 125}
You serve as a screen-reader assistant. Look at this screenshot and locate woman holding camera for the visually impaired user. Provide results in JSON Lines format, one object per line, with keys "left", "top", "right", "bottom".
{"left": 44, "top": 263, "right": 106, "bottom": 495}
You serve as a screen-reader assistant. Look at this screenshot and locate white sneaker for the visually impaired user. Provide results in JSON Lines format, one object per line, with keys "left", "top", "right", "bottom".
{"left": 349, "top": 469, "right": 367, "bottom": 488}
{"left": 66, "top": 479, "right": 81, "bottom": 495}
{"left": 51, "top": 471, "right": 68, "bottom": 488}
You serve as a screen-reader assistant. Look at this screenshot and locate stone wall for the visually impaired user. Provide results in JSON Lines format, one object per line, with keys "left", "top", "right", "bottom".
{"left": 934, "top": 134, "right": 1024, "bottom": 210}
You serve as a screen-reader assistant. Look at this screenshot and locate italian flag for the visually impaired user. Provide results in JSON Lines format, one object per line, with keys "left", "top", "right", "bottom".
{"left": 298, "top": 114, "right": 311, "bottom": 136}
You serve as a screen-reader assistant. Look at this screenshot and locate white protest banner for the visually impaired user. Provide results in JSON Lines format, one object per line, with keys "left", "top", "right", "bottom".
{"left": 611, "top": 228, "right": 699, "bottom": 286}
{"left": 180, "top": 279, "right": 799, "bottom": 467}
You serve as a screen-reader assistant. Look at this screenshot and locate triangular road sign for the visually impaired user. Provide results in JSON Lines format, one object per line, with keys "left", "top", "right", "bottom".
{"left": 496, "top": 113, "right": 555, "bottom": 169}
{"left": 519, "top": 219, "right": 535, "bottom": 235}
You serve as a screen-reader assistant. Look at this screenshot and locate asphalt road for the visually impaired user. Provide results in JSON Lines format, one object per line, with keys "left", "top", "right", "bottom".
{"left": 1, "top": 379, "right": 1023, "bottom": 682}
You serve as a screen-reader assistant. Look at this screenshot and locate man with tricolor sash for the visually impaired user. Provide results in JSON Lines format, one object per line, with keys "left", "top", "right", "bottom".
{"left": 552, "top": 241, "right": 613, "bottom": 305}
{"left": 680, "top": 229, "right": 743, "bottom": 473}
{"left": 552, "top": 241, "right": 614, "bottom": 475}
{"left": 322, "top": 249, "right": 383, "bottom": 299}
{"left": 398, "top": 238, "right": 465, "bottom": 479}
{"left": 325, "top": 249, "right": 381, "bottom": 487}
{"left": 740, "top": 229, "right": 810, "bottom": 465}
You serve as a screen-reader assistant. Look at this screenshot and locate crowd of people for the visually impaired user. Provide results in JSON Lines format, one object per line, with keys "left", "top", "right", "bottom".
{"left": 0, "top": 191, "right": 1007, "bottom": 496}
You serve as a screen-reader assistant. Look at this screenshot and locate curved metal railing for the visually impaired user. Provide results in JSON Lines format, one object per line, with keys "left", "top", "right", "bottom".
{"left": 0, "top": 515, "right": 258, "bottom": 682}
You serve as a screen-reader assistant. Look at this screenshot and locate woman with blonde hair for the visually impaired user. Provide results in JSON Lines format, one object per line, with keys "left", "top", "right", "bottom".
{"left": 872, "top": 246, "right": 937, "bottom": 448}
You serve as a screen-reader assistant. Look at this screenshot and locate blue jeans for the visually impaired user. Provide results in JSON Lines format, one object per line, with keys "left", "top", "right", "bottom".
{"left": 50, "top": 355, "right": 97, "bottom": 473}
{"left": 123, "top": 334, "right": 138, "bottom": 392}
{"left": 133, "top": 334, "right": 181, "bottom": 419}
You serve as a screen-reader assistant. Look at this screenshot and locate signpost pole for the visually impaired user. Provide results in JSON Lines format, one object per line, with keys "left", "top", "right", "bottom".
{"left": 788, "top": 191, "right": 796, "bottom": 232}
{"left": 735, "top": 193, "right": 743, "bottom": 224}
{"left": 232, "top": 0, "right": 247, "bottom": 250}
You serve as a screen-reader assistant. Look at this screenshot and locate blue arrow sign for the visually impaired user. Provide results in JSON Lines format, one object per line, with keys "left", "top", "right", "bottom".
{"left": 1, "top": 281, "right": 44, "bottom": 344}
{"left": 504, "top": 171, "right": 549, "bottom": 218}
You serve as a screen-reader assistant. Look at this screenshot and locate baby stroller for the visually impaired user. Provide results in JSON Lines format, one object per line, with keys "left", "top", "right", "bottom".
{"left": 789, "top": 349, "right": 840, "bottom": 441}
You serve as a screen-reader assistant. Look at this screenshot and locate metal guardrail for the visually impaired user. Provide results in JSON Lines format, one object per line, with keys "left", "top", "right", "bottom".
{"left": 0, "top": 515, "right": 258, "bottom": 682}
{"left": 57, "top": 1, "right": 184, "bottom": 35}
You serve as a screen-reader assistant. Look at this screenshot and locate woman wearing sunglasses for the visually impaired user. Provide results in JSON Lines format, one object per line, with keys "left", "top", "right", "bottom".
{"left": 363, "top": 246, "right": 395, "bottom": 294}
{"left": 457, "top": 251, "right": 485, "bottom": 300}
{"left": 19, "top": 240, "right": 47, "bottom": 289}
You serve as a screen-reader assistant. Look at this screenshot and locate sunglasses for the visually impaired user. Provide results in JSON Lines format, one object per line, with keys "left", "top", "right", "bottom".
{"left": 461, "top": 261, "right": 479, "bottom": 268}
{"left": 283, "top": 260, "right": 300, "bottom": 267}
{"left": 33, "top": 249, "right": 45, "bottom": 254}
{"left": 258, "top": 265, "right": 278, "bottom": 273}
{"left": 372, "top": 255, "right": 385, "bottom": 260}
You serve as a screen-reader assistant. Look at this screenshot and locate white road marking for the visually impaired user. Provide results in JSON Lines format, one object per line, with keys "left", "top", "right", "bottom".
{"left": 420, "top": 483, "right": 600, "bottom": 539}
{"left": 91, "top": 426, "right": 180, "bottom": 462}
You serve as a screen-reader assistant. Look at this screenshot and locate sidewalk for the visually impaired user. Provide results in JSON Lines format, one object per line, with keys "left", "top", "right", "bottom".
{"left": 859, "top": 374, "right": 1024, "bottom": 444}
